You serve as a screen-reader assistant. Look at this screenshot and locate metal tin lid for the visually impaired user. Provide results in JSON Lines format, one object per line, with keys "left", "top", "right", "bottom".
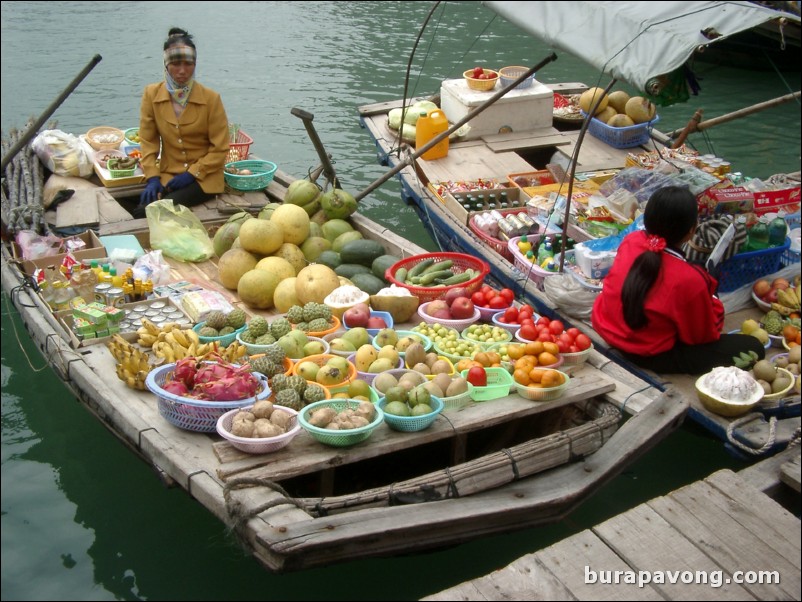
{"left": 94, "top": 283, "right": 112, "bottom": 291}
{"left": 175, "top": 317, "right": 191, "bottom": 326}
{"left": 150, "top": 301, "right": 167, "bottom": 310}
{"left": 107, "top": 287, "right": 124, "bottom": 296}
{"left": 133, "top": 305, "right": 149, "bottom": 313}
{"left": 150, "top": 315, "right": 166, "bottom": 324}
{"left": 144, "top": 309, "right": 161, "bottom": 318}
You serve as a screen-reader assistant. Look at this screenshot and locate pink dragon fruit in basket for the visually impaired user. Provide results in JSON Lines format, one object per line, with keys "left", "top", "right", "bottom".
{"left": 193, "top": 373, "right": 260, "bottom": 401}
{"left": 163, "top": 358, "right": 260, "bottom": 402}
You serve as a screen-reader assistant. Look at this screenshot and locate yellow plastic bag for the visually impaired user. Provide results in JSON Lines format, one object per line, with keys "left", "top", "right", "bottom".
{"left": 145, "top": 199, "right": 214, "bottom": 262}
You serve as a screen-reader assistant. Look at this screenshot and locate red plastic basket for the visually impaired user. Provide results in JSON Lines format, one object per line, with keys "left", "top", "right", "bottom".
{"left": 385, "top": 252, "right": 490, "bottom": 303}
{"left": 228, "top": 130, "right": 253, "bottom": 162}
{"left": 469, "top": 208, "right": 537, "bottom": 261}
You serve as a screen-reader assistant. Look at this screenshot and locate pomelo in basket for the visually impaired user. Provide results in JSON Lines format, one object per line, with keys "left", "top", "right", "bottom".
{"left": 607, "top": 90, "right": 630, "bottom": 114}
{"left": 578, "top": 87, "right": 608, "bottom": 115}
{"left": 625, "top": 96, "right": 656, "bottom": 124}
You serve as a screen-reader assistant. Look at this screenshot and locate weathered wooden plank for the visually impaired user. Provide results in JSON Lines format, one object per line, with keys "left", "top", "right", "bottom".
{"left": 56, "top": 188, "right": 99, "bottom": 228}
{"left": 593, "top": 503, "right": 755, "bottom": 600}
{"left": 416, "top": 142, "right": 534, "bottom": 184}
{"left": 780, "top": 452, "right": 801, "bottom": 493}
{"left": 486, "top": 133, "right": 572, "bottom": 153}
{"left": 649, "top": 481, "right": 799, "bottom": 600}
{"left": 737, "top": 446, "right": 800, "bottom": 495}
{"left": 424, "top": 554, "right": 577, "bottom": 601}
{"left": 96, "top": 188, "right": 133, "bottom": 224}
{"left": 703, "top": 470, "right": 802, "bottom": 556}
{"left": 535, "top": 529, "right": 664, "bottom": 600}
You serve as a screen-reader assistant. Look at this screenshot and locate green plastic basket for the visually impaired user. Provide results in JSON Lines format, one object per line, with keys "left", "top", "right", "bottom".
{"left": 299, "top": 399, "right": 384, "bottom": 447}
{"left": 224, "top": 160, "right": 278, "bottom": 191}
{"left": 460, "top": 367, "right": 514, "bottom": 401}
{"left": 378, "top": 395, "right": 444, "bottom": 432}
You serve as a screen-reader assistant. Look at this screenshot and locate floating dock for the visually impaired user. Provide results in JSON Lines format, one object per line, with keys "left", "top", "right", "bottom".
{"left": 424, "top": 447, "right": 801, "bottom": 601}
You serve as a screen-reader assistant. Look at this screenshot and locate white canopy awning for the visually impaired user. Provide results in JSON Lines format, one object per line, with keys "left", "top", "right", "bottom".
{"left": 484, "top": 1, "right": 800, "bottom": 94}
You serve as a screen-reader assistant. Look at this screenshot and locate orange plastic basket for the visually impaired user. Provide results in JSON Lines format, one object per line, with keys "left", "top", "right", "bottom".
{"left": 228, "top": 130, "right": 253, "bottom": 162}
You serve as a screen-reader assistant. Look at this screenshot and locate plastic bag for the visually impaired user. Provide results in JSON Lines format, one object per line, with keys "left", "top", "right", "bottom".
{"left": 31, "top": 130, "right": 94, "bottom": 178}
{"left": 15, "top": 230, "right": 64, "bottom": 259}
{"left": 543, "top": 274, "right": 599, "bottom": 320}
{"left": 145, "top": 200, "right": 214, "bottom": 262}
{"left": 133, "top": 250, "right": 173, "bottom": 285}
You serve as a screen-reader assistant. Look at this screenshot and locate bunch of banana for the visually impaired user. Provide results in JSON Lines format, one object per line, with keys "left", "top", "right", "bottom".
{"left": 107, "top": 334, "right": 153, "bottom": 390}
{"left": 771, "top": 286, "right": 800, "bottom": 316}
{"left": 150, "top": 328, "right": 216, "bottom": 363}
{"left": 136, "top": 318, "right": 184, "bottom": 347}
{"left": 216, "top": 341, "right": 248, "bottom": 364}
{"left": 732, "top": 349, "right": 760, "bottom": 369}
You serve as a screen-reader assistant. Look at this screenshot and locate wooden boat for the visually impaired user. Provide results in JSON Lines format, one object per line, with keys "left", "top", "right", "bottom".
{"left": 358, "top": 86, "right": 801, "bottom": 460}
{"left": 0, "top": 125, "right": 690, "bottom": 572}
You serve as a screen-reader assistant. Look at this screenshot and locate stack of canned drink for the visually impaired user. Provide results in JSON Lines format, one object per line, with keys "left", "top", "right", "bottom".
{"left": 118, "top": 300, "right": 192, "bottom": 334}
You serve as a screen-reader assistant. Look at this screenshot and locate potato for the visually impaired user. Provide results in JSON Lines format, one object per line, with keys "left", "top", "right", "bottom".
{"left": 350, "top": 416, "right": 369, "bottom": 428}
{"left": 232, "top": 410, "right": 255, "bottom": 424}
{"left": 308, "top": 407, "right": 337, "bottom": 428}
{"left": 251, "top": 400, "right": 274, "bottom": 419}
{"left": 254, "top": 420, "right": 283, "bottom": 438}
{"left": 355, "top": 401, "right": 375, "bottom": 422}
{"left": 230, "top": 419, "right": 255, "bottom": 438}
{"left": 270, "top": 409, "right": 293, "bottom": 430}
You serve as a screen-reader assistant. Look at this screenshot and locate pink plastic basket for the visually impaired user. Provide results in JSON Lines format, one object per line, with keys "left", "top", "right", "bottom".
{"left": 216, "top": 405, "right": 300, "bottom": 454}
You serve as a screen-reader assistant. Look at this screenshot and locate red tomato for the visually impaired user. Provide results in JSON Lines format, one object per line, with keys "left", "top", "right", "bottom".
{"left": 566, "top": 327, "right": 581, "bottom": 339}
{"left": 499, "top": 288, "right": 514, "bottom": 304}
{"left": 556, "top": 339, "right": 570, "bottom": 353}
{"left": 467, "top": 365, "right": 487, "bottom": 387}
{"left": 536, "top": 316, "right": 551, "bottom": 327}
{"left": 488, "top": 296, "right": 507, "bottom": 309}
{"left": 575, "top": 334, "right": 592, "bottom": 351}
{"left": 548, "top": 320, "right": 565, "bottom": 336}
{"left": 503, "top": 307, "right": 519, "bottom": 323}
{"left": 484, "top": 289, "right": 497, "bottom": 303}
{"left": 471, "top": 292, "right": 486, "bottom": 306}
{"left": 568, "top": 344, "right": 580, "bottom": 353}
{"left": 559, "top": 332, "right": 574, "bottom": 347}
{"left": 519, "top": 318, "right": 534, "bottom": 328}
{"left": 538, "top": 331, "right": 554, "bottom": 342}
{"left": 518, "top": 305, "right": 534, "bottom": 317}
{"left": 518, "top": 324, "right": 538, "bottom": 341}
{"left": 481, "top": 284, "right": 493, "bottom": 294}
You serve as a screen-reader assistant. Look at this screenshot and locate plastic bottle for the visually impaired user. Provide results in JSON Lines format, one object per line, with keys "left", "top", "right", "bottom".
{"left": 517, "top": 234, "right": 532, "bottom": 255}
{"left": 768, "top": 215, "right": 788, "bottom": 247}
{"left": 747, "top": 217, "right": 770, "bottom": 251}
{"left": 415, "top": 109, "right": 449, "bottom": 160}
{"left": 537, "top": 239, "right": 554, "bottom": 265}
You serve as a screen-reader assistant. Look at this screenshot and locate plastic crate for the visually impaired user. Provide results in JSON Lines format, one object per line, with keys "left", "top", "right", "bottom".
{"left": 228, "top": 130, "right": 253, "bottom": 162}
{"left": 717, "top": 237, "right": 791, "bottom": 293}
{"left": 461, "top": 367, "right": 513, "bottom": 401}
{"left": 580, "top": 110, "right": 659, "bottom": 149}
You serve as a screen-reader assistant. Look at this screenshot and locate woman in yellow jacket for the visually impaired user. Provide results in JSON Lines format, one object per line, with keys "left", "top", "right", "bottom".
{"left": 137, "top": 27, "right": 229, "bottom": 216}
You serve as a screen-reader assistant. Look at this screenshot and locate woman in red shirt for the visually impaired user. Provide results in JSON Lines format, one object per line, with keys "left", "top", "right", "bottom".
{"left": 592, "top": 186, "right": 764, "bottom": 374}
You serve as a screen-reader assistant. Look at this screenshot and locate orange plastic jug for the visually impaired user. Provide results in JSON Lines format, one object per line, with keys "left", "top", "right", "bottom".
{"left": 416, "top": 109, "right": 449, "bottom": 160}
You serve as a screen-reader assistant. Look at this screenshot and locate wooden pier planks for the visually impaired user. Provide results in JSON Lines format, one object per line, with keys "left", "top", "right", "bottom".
{"left": 425, "top": 461, "right": 801, "bottom": 601}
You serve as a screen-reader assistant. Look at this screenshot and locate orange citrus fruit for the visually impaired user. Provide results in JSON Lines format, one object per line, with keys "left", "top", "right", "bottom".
{"left": 513, "top": 368, "right": 530, "bottom": 386}
{"left": 538, "top": 351, "right": 559, "bottom": 367}
{"left": 543, "top": 341, "right": 559, "bottom": 356}
{"left": 541, "top": 370, "right": 564, "bottom": 388}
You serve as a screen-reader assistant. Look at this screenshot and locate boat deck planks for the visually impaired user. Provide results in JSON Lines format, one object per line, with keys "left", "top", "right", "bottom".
{"left": 780, "top": 453, "right": 801, "bottom": 492}
{"left": 425, "top": 455, "right": 801, "bottom": 601}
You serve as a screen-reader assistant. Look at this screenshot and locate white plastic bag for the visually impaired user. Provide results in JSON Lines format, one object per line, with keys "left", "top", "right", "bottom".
{"left": 132, "top": 250, "right": 172, "bottom": 285}
{"left": 31, "top": 130, "right": 94, "bottom": 178}
{"left": 543, "top": 274, "right": 599, "bottom": 320}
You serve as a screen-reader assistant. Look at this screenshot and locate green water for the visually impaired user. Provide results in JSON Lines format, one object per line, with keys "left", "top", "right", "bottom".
{"left": 1, "top": 2, "right": 799, "bottom": 599}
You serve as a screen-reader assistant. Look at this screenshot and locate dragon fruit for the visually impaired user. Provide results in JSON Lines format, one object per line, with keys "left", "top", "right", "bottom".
{"left": 193, "top": 372, "right": 260, "bottom": 401}
{"left": 173, "top": 357, "right": 199, "bottom": 388}
{"left": 162, "top": 379, "right": 191, "bottom": 397}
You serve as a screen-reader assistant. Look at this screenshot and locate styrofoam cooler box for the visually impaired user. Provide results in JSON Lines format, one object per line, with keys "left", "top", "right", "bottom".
{"left": 440, "top": 78, "right": 554, "bottom": 140}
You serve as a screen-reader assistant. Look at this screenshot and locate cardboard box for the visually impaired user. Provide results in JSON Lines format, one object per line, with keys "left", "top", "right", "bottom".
{"left": 14, "top": 230, "right": 107, "bottom": 276}
{"left": 753, "top": 186, "right": 801, "bottom": 217}
{"left": 696, "top": 184, "right": 754, "bottom": 217}
{"left": 440, "top": 78, "right": 553, "bottom": 140}
{"left": 442, "top": 187, "right": 530, "bottom": 225}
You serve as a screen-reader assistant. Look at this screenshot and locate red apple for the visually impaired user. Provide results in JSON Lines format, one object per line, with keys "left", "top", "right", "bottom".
{"left": 433, "top": 308, "right": 453, "bottom": 320}
{"left": 450, "top": 297, "right": 475, "bottom": 320}
{"left": 366, "top": 316, "right": 387, "bottom": 329}
{"left": 426, "top": 300, "right": 450, "bottom": 317}
{"left": 763, "top": 288, "right": 780, "bottom": 303}
{"left": 344, "top": 305, "right": 370, "bottom": 328}
{"left": 444, "top": 287, "right": 470, "bottom": 306}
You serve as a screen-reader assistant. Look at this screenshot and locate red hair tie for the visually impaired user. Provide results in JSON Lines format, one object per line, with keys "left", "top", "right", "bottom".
{"left": 646, "top": 234, "right": 666, "bottom": 253}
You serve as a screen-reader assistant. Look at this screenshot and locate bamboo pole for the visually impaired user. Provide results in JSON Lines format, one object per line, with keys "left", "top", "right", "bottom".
{"left": 666, "top": 90, "right": 801, "bottom": 138}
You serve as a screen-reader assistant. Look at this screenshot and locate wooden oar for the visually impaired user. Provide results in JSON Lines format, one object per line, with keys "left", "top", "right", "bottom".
{"left": 1, "top": 54, "right": 102, "bottom": 173}
{"left": 667, "top": 90, "right": 801, "bottom": 142}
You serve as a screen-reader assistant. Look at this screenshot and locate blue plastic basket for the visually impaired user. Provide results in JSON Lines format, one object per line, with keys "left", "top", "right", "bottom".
{"left": 378, "top": 395, "right": 444, "bottom": 432}
{"left": 145, "top": 362, "right": 270, "bottom": 432}
{"left": 580, "top": 110, "right": 659, "bottom": 149}
{"left": 224, "top": 160, "right": 277, "bottom": 191}
{"left": 717, "top": 237, "right": 791, "bottom": 293}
